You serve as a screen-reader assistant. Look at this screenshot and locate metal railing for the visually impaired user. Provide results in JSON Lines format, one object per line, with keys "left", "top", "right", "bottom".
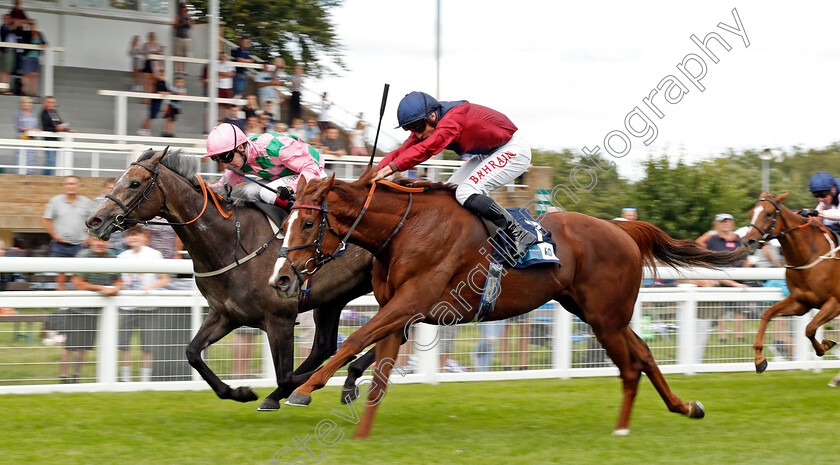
{"left": 0, "top": 259, "right": 837, "bottom": 394}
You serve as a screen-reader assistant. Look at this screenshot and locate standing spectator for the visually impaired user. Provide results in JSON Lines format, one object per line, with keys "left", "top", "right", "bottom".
{"left": 14, "top": 95, "right": 37, "bottom": 174}
{"left": 243, "top": 94, "right": 261, "bottom": 119}
{"left": 288, "top": 64, "right": 303, "bottom": 123}
{"left": 93, "top": 178, "right": 126, "bottom": 254}
{"left": 320, "top": 127, "right": 347, "bottom": 156}
{"left": 255, "top": 62, "right": 282, "bottom": 108}
{"left": 171, "top": 2, "right": 191, "bottom": 76}
{"left": 117, "top": 226, "right": 169, "bottom": 383}
{"left": 62, "top": 235, "right": 122, "bottom": 384}
{"left": 231, "top": 37, "right": 253, "bottom": 98}
{"left": 317, "top": 92, "right": 331, "bottom": 131}
{"left": 162, "top": 76, "right": 185, "bottom": 137}
{"left": 42, "top": 175, "right": 94, "bottom": 291}
{"left": 20, "top": 23, "right": 41, "bottom": 97}
{"left": 141, "top": 31, "right": 163, "bottom": 97}
{"left": 128, "top": 35, "right": 144, "bottom": 91}
{"left": 8, "top": 0, "right": 30, "bottom": 24}
{"left": 137, "top": 69, "right": 170, "bottom": 136}
{"left": 40, "top": 96, "right": 73, "bottom": 175}
{"left": 303, "top": 117, "right": 320, "bottom": 145}
{"left": 0, "top": 14, "right": 18, "bottom": 95}
{"left": 349, "top": 115, "right": 369, "bottom": 156}
{"left": 216, "top": 51, "right": 235, "bottom": 112}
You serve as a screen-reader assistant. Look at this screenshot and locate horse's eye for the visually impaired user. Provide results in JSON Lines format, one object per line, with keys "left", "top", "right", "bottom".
{"left": 130, "top": 180, "right": 141, "bottom": 188}
{"left": 302, "top": 220, "right": 315, "bottom": 229}
{"left": 765, "top": 212, "right": 773, "bottom": 219}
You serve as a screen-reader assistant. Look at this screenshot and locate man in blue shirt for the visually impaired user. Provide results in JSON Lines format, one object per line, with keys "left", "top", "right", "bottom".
{"left": 232, "top": 37, "right": 254, "bottom": 98}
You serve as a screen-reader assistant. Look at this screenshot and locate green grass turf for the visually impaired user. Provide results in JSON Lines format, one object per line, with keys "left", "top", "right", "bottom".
{"left": 0, "top": 371, "right": 838, "bottom": 464}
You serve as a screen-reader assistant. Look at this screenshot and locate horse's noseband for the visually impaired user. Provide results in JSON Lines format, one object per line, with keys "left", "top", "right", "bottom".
{"left": 278, "top": 201, "right": 346, "bottom": 286}
{"left": 105, "top": 161, "right": 164, "bottom": 230}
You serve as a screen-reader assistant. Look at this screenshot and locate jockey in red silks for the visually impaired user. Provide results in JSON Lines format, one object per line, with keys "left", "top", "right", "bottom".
{"left": 204, "top": 122, "right": 326, "bottom": 208}
{"left": 373, "top": 91, "right": 537, "bottom": 259}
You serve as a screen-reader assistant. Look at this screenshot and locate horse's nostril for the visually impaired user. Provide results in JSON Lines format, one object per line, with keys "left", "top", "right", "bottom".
{"left": 277, "top": 275, "right": 291, "bottom": 290}
{"left": 87, "top": 217, "right": 102, "bottom": 228}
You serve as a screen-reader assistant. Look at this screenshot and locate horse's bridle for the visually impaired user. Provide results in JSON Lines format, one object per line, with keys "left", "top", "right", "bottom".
{"left": 278, "top": 180, "right": 424, "bottom": 286}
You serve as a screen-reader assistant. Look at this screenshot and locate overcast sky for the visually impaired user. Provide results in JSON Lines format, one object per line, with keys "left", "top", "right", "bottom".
{"left": 310, "top": 1, "right": 840, "bottom": 179}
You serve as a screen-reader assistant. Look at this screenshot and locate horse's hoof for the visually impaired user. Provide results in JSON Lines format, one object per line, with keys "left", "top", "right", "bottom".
{"left": 257, "top": 397, "right": 280, "bottom": 411}
{"left": 232, "top": 386, "right": 259, "bottom": 402}
{"left": 688, "top": 401, "right": 705, "bottom": 419}
{"left": 341, "top": 385, "right": 360, "bottom": 404}
{"left": 755, "top": 359, "right": 768, "bottom": 374}
{"left": 285, "top": 392, "right": 312, "bottom": 407}
{"left": 612, "top": 428, "right": 630, "bottom": 436}
{"left": 823, "top": 339, "right": 837, "bottom": 351}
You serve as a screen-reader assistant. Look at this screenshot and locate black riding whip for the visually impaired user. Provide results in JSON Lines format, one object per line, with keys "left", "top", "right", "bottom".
{"left": 368, "top": 83, "right": 390, "bottom": 168}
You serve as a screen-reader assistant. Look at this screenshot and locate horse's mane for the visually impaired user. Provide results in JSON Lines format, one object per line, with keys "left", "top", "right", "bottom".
{"left": 138, "top": 148, "right": 200, "bottom": 187}
{"left": 354, "top": 166, "right": 458, "bottom": 193}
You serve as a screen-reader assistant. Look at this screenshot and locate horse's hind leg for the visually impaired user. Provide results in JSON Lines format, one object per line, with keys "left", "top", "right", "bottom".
{"left": 752, "top": 296, "right": 808, "bottom": 373}
{"left": 186, "top": 311, "right": 258, "bottom": 402}
{"left": 806, "top": 298, "right": 840, "bottom": 356}
{"left": 625, "top": 327, "right": 704, "bottom": 420}
{"left": 342, "top": 348, "right": 376, "bottom": 404}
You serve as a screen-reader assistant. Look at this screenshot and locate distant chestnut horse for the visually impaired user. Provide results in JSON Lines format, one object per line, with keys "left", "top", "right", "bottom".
{"left": 741, "top": 191, "right": 839, "bottom": 373}
{"left": 269, "top": 169, "right": 743, "bottom": 437}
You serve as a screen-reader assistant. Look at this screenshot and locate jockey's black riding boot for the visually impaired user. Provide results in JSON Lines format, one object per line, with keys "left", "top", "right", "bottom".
{"left": 463, "top": 193, "right": 537, "bottom": 261}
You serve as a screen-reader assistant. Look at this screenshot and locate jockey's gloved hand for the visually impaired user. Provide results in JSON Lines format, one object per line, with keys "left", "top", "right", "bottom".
{"left": 799, "top": 208, "right": 819, "bottom": 218}
{"left": 276, "top": 186, "right": 294, "bottom": 202}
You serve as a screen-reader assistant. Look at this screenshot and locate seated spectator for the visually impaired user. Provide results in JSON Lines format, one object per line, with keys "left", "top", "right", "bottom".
{"left": 288, "top": 117, "right": 306, "bottom": 140}
{"left": 259, "top": 113, "right": 274, "bottom": 133}
{"left": 243, "top": 94, "right": 261, "bottom": 119}
{"left": 303, "top": 117, "right": 320, "bottom": 145}
{"left": 137, "top": 69, "right": 170, "bottom": 136}
{"left": 221, "top": 104, "right": 246, "bottom": 131}
{"left": 244, "top": 114, "right": 263, "bottom": 137}
{"left": 162, "top": 76, "right": 185, "bottom": 137}
{"left": 613, "top": 207, "right": 638, "bottom": 221}
{"left": 320, "top": 127, "right": 347, "bottom": 156}
{"left": 261, "top": 99, "right": 276, "bottom": 124}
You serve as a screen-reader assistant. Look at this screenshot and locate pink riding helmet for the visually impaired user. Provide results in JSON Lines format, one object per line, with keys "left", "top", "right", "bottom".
{"left": 205, "top": 123, "right": 248, "bottom": 158}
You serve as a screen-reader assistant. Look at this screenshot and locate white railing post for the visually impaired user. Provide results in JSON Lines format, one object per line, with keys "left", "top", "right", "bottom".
{"left": 97, "top": 303, "right": 119, "bottom": 386}
{"left": 794, "top": 312, "right": 812, "bottom": 369}
{"left": 43, "top": 47, "right": 54, "bottom": 97}
{"left": 415, "top": 322, "right": 439, "bottom": 384}
{"left": 116, "top": 93, "right": 127, "bottom": 137}
{"left": 91, "top": 152, "right": 100, "bottom": 177}
{"left": 553, "top": 302, "right": 571, "bottom": 378}
{"left": 60, "top": 132, "right": 74, "bottom": 176}
{"left": 678, "top": 284, "right": 698, "bottom": 374}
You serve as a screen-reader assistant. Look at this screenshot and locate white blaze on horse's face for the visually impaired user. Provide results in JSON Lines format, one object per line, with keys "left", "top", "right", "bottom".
{"left": 269, "top": 210, "right": 299, "bottom": 286}
{"left": 749, "top": 205, "right": 765, "bottom": 234}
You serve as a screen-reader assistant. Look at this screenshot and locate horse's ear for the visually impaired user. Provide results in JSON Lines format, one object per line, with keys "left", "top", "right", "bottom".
{"left": 313, "top": 173, "right": 336, "bottom": 201}
{"left": 296, "top": 174, "right": 307, "bottom": 194}
{"left": 147, "top": 146, "right": 168, "bottom": 165}
{"left": 776, "top": 191, "right": 791, "bottom": 203}
{"left": 759, "top": 190, "right": 770, "bottom": 198}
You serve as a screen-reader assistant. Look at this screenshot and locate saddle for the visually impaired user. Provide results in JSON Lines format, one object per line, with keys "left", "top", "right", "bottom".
{"left": 249, "top": 201, "right": 290, "bottom": 235}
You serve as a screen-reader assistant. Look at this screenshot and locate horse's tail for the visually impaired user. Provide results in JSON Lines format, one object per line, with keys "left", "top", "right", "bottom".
{"left": 611, "top": 220, "right": 745, "bottom": 271}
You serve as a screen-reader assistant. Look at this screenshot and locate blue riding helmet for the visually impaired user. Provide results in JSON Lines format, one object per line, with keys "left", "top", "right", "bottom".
{"left": 809, "top": 171, "right": 837, "bottom": 192}
{"left": 395, "top": 91, "right": 438, "bottom": 129}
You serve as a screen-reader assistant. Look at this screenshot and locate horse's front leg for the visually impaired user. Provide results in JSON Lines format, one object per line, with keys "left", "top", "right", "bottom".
{"left": 354, "top": 332, "right": 405, "bottom": 439}
{"left": 753, "top": 296, "right": 808, "bottom": 373}
{"left": 186, "top": 310, "right": 258, "bottom": 402}
{"left": 806, "top": 297, "right": 840, "bottom": 356}
{"left": 285, "top": 286, "right": 434, "bottom": 407}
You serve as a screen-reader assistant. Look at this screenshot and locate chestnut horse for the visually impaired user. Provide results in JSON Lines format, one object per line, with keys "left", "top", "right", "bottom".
{"left": 86, "top": 148, "right": 376, "bottom": 410}
{"left": 741, "top": 191, "right": 839, "bottom": 373}
{"left": 269, "top": 169, "right": 743, "bottom": 437}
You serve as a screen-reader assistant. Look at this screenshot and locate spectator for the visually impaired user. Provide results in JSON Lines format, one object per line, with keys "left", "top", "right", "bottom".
{"left": 14, "top": 95, "right": 37, "bottom": 174}
{"left": 8, "top": 0, "right": 30, "bottom": 25}
{"left": 40, "top": 95, "right": 74, "bottom": 175}
{"left": 172, "top": 3, "right": 192, "bottom": 76}
{"left": 349, "top": 115, "right": 369, "bottom": 156}
{"left": 117, "top": 226, "right": 169, "bottom": 383}
{"left": 255, "top": 62, "right": 282, "bottom": 108}
{"left": 128, "top": 35, "right": 144, "bottom": 91}
{"left": 317, "top": 92, "right": 331, "bottom": 131}
{"left": 42, "top": 175, "right": 94, "bottom": 290}
{"left": 320, "top": 127, "right": 347, "bottom": 156}
{"left": 259, "top": 113, "right": 274, "bottom": 133}
{"left": 244, "top": 114, "right": 263, "bottom": 137}
{"left": 141, "top": 32, "right": 163, "bottom": 98}
{"left": 221, "top": 104, "right": 246, "bottom": 132}
{"left": 243, "top": 94, "right": 261, "bottom": 119}
{"left": 303, "top": 117, "right": 321, "bottom": 145}
{"left": 614, "top": 207, "right": 638, "bottom": 221}
{"left": 162, "top": 76, "right": 185, "bottom": 137}
{"left": 216, "top": 51, "right": 236, "bottom": 112}
{"left": 288, "top": 117, "right": 306, "bottom": 140}
{"left": 93, "top": 178, "right": 126, "bottom": 254}
{"left": 20, "top": 23, "right": 41, "bottom": 97}
{"left": 288, "top": 64, "right": 303, "bottom": 123}
{"left": 231, "top": 37, "right": 254, "bottom": 98}
{"left": 62, "top": 235, "right": 122, "bottom": 384}
{"left": 137, "top": 68, "right": 170, "bottom": 136}
{"left": 261, "top": 99, "right": 276, "bottom": 124}
{"left": 0, "top": 14, "right": 18, "bottom": 95}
